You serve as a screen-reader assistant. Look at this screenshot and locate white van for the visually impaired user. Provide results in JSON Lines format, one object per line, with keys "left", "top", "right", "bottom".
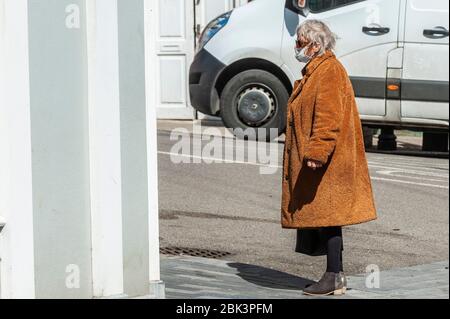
{"left": 189, "top": 0, "right": 449, "bottom": 140}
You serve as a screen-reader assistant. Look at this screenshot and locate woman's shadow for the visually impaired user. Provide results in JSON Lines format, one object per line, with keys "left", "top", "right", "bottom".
{"left": 227, "top": 262, "right": 315, "bottom": 291}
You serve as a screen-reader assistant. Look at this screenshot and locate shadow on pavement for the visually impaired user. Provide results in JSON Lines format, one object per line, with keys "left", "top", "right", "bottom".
{"left": 227, "top": 262, "right": 315, "bottom": 291}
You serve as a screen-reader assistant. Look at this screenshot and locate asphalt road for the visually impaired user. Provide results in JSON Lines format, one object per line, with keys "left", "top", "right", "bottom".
{"left": 157, "top": 129, "right": 449, "bottom": 280}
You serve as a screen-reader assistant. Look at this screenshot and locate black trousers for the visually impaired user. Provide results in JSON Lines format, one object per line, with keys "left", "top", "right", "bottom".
{"left": 295, "top": 226, "right": 344, "bottom": 273}
{"left": 322, "top": 226, "right": 343, "bottom": 273}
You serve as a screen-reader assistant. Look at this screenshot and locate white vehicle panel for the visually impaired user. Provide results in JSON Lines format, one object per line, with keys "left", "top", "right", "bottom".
{"left": 205, "top": 0, "right": 285, "bottom": 66}
{"left": 402, "top": 0, "right": 449, "bottom": 122}
{"left": 402, "top": 101, "right": 449, "bottom": 120}
{"left": 281, "top": 0, "right": 401, "bottom": 118}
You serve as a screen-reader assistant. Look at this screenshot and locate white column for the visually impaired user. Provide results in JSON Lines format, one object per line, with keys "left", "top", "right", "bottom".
{"left": 0, "top": 0, "right": 36, "bottom": 299}
{"left": 0, "top": 0, "right": 162, "bottom": 299}
{"left": 28, "top": 0, "right": 93, "bottom": 299}
{"left": 86, "top": 0, "right": 125, "bottom": 298}
{"left": 144, "top": 0, "right": 164, "bottom": 298}
{"left": 117, "top": 0, "right": 151, "bottom": 297}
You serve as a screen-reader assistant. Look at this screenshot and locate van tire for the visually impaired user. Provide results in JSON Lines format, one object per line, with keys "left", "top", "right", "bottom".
{"left": 220, "top": 69, "right": 289, "bottom": 141}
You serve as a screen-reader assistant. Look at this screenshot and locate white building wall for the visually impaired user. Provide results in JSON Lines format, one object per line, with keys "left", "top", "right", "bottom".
{"left": 150, "top": 0, "right": 251, "bottom": 120}
{"left": 0, "top": 0, "right": 161, "bottom": 299}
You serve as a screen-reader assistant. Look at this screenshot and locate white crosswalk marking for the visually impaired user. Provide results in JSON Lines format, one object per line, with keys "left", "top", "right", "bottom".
{"left": 158, "top": 150, "right": 449, "bottom": 190}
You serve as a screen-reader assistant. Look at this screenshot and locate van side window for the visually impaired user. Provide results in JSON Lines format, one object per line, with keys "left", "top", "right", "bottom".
{"left": 309, "top": 0, "right": 364, "bottom": 12}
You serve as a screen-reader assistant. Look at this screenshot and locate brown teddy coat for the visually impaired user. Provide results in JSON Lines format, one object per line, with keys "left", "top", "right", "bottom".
{"left": 281, "top": 50, "right": 377, "bottom": 229}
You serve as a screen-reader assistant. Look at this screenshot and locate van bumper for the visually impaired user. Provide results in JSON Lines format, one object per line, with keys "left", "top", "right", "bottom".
{"left": 189, "top": 49, "right": 226, "bottom": 116}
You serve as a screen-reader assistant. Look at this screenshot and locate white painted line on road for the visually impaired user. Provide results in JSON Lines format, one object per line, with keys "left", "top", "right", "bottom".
{"left": 158, "top": 151, "right": 449, "bottom": 189}
{"left": 368, "top": 165, "right": 449, "bottom": 178}
{"left": 370, "top": 177, "right": 448, "bottom": 189}
{"left": 158, "top": 151, "right": 280, "bottom": 169}
{"left": 370, "top": 156, "right": 449, "bottom": 166}
{"left": 375, "top": 171, "right": 447, "bottom": 183}
{"left": 368, "top": 161, "right": 449, "bottom": 173}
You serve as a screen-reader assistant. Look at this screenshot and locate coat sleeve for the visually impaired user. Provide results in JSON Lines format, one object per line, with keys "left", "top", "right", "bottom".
{"left": 303, "top": 64, "right": 345, "bottom": 165}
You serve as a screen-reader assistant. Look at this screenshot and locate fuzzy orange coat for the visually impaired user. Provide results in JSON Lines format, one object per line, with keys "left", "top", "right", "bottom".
{"left": 281, "top": 50, "right": 377, "bottom": 229}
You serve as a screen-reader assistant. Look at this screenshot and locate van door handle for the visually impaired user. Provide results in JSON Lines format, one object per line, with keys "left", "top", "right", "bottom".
{"left": 362, "top": 26, "right": 390, "bottom": 36}
{"left": 423, "top": 27, "right": 449, "bottom": 39}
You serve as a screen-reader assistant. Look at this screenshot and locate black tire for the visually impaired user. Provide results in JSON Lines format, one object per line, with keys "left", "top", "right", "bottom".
{"left": 220, "top": 69, "right": 289, "bottom": 141}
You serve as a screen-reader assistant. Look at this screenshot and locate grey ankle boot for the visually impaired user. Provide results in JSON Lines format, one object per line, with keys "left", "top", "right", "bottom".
{"left": 303, "top": 272, "right": 346, "bottom": 296}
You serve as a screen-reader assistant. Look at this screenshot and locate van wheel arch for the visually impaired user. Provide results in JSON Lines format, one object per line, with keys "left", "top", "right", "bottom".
{"left": 215, "top": 58, "right": 293, "bottom": 99}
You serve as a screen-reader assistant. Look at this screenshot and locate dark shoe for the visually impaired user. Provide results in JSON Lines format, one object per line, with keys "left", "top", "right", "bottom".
{"left": 303, "top": 272, "right": 346, "bottom": 296}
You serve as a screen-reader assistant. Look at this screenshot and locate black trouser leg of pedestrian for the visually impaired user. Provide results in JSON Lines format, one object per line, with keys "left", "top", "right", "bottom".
{"left": 303, "top": 227, "right": 347, "bottom": 296}
{"left": 323, "top": 226, "right": 343, "bottom": 274}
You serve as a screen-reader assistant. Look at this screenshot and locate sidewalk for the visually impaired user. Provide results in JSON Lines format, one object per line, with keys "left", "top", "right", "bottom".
{"left": 161, "top": 256, "right": 449, "bottom": 299}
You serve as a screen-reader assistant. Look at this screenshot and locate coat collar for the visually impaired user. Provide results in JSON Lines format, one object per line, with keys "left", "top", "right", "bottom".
{"left": 303, "top": 50, "right": 335, "bottom": 77}
{"left": 288, "top": 50, "right": 335, "bottom": 105}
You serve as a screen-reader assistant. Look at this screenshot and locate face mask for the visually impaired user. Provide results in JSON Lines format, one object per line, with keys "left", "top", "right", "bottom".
{"left": 295, "top": 45, "right": 312, "bottom": 63}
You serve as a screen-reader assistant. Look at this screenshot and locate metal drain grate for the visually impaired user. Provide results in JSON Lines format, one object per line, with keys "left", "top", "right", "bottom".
{"left": 160, "top": 246, "right": 232, "bottom": 259}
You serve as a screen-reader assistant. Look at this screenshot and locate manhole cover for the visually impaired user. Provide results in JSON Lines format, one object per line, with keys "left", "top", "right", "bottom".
{"left": 160, "top": 246, "right": 232, "bottom": 259}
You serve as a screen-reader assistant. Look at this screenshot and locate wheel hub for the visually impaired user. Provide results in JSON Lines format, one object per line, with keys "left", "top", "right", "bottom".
{"left": 237, "top": 86, "right": 275, "bottom": 126}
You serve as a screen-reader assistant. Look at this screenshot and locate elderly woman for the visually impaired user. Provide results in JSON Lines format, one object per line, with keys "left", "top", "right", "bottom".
{"left": 281, "top": 19, "right": 378, "bottom": 296}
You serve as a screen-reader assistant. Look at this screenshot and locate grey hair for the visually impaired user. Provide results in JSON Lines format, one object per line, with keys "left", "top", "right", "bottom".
{"left": 296, "top": 19, "right": 337, "bottom": 56}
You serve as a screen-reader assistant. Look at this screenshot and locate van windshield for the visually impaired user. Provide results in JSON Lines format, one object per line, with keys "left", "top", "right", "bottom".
{"left": 309, "top": 0, "right": 333, "bottom": 12}
{"left": 309, "top": 0, "right": 362, "bottom": 12}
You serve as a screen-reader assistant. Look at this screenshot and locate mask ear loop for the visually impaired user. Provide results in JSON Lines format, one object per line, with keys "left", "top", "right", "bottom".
{"left": 301, "top": 6, "right": 310, "bottom": 16}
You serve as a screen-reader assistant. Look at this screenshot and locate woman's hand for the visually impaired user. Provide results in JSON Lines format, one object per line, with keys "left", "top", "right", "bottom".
{"left": 306, "top": 159, "right": 323, "bottom": 170}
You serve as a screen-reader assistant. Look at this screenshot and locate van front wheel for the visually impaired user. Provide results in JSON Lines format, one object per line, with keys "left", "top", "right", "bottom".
{"left": 220, "top": 70, "right": 289, "bottom": 141}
